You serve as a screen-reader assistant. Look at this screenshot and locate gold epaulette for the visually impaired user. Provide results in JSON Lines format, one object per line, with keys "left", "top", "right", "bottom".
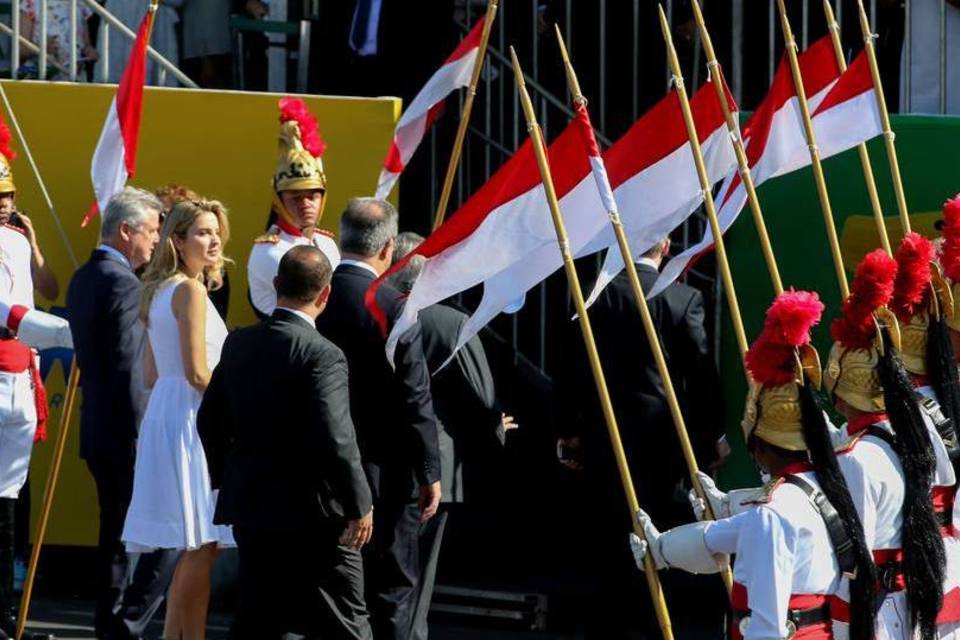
{"left": 834, "top": 432, "right": 864, "bottom": 455}
{"left": 316, "top": 228, "right": 335, "bottom": 238}
{"left": 253, "top": 232, "right": 280, "bottom": 245}
{"left": 741, "top": 477, "right": 784, "bottom": 506}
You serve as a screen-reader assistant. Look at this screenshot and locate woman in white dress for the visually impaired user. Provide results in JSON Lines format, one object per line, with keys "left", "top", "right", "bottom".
{"left": 122, "top": 199, "right": 233, "bottom": 639}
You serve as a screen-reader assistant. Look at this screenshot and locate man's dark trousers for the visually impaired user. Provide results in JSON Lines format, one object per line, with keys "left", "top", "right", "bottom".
{"left": 85, "top": 454, "right": 180, "bottom": 639}
{"left": 232, "top": 524, "right": 371, "bottom": 639}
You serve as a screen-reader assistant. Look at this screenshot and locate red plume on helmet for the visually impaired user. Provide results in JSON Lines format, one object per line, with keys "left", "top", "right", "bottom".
{"left": 830, "top": 249, "right": 898, "bottom": 350}
{"left": 940, "top": 194, "right": 960, "bottom": 282}
{"left": 0, "top": 119, "right": 17, "bottom": 162}
{"left": 278, "top": 97, "right": 326, "bottom": 158}
{"left": 746, "top": 289, "right": 825, "bottom": 387}
{"left": 891, "top": 232, "right": 934, "bottom": 323}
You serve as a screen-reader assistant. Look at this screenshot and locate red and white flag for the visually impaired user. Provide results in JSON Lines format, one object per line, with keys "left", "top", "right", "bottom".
{"left": 83, "top": 5, "right": 155, "bottom": 227}
{"left": 368, "top": 109, "right": 614, "bottom": 367}
{"left": 368, "top": 80, "right": 736, "bottom": 366}
{"left": 579, "top": 80, "right": 738, "bottom": 307}
{"left": 648, "top": 37, "right": 885, "bottom": 298}
{"left": 374, "top": 17, "right": 486, "bottom": 200}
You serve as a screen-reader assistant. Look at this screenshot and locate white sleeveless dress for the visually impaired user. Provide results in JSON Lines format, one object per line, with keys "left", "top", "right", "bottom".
{"left": 122, "top": 277, "right": 235, "bottom": 551}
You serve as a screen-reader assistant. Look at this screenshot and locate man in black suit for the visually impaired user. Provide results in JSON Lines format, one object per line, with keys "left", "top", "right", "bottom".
{"left": 557, "top": 237, "right": 727, "bottom": 640}
{"left": 316, "top": 198, "right": 441, "bottom": 640}
{"left": 66, "top": 187, "right": 180, "bottom": 640}
{"left": 198, "top": 246, "right": 373, "bottom": 639}
{"left": 386, "top": 232, "right": 516, "bottom": 640}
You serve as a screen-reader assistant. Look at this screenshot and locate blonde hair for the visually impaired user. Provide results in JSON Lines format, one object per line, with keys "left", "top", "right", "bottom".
{"left": 139, "top": 199, "right": 231, "bottom": 322}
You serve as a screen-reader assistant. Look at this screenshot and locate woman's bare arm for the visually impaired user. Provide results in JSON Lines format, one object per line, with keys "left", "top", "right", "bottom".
{"left": 172, "top": 278, "right": 211, "bottom": 393}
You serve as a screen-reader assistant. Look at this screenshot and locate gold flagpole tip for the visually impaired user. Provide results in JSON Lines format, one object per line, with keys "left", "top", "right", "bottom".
{"left": 657, "top": 4, "right": 670, "bottom": 38}
{"left": 690, "top": 0, "right": 705, "bottom": 26}
{"left": 553, "top": 24, "right": 569, "bottom": 62}
{"left": 509, "top": 46, "right": 523, "bottom": 84}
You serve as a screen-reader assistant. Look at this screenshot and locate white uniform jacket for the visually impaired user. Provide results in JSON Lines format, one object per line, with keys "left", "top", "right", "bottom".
{"left": 705, "top": 465, "right": 842, "bottom": 640}
{"left": 247, "top": 220, "right": 340, "bottom": 318}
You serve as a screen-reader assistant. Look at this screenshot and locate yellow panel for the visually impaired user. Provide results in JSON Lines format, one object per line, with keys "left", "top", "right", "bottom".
{"left": 0, "top": 80, "right": 400, "bottom": 546}
{"left": 838, "top": 210, "right": 943, "bottom": 269}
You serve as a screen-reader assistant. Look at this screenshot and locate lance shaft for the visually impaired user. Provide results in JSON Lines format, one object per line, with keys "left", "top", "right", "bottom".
{"left": 822, "top": 0, "right": 891, "bottom": 255}
{"left": 853, "top": 0, "right": 911, "bottom": 235}
{"left": 658, "top": 6, "right": 749, "bottom": 359}
{"left": 432, "top": 0, "right": 498, "bottom": 231}
{"left": 776, "top": 0, "right": 849, "bottom": 299}
{"left": 554, "top": 23, "right": 733, "bottom": 594}
{"left": 690, "top": 0, "right": 783, "bottom": 295}
{"left": 510, "top": 47, "right": 675, "bottom": 640}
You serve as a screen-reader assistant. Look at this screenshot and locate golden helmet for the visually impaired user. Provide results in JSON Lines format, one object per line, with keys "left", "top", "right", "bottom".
{"left": 898, "top": 312, "right": 929, "bottom": 375}
{"left": 273, "top": 97, "right": 326, "bottom": 193}
{"left": 891, "top": 232, "right": 939, "bottom": 375}
{"left": 824, "top": 344, "right": 885, "bottom": 413}
{"left": 741, "top": 380, "right": 808, "bottom": 452}
{"left": 742, "top": 290, "right": 825, "bottom": 452}
{"left": 823, "top": 249, "right": 901, "bottom": 412}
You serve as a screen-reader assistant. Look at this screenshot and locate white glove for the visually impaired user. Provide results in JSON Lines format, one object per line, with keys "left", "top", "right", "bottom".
{"left": 16, "top": 308, "right": 73, "bottom": 351}
{"left": 688, "top": 472, "right": 730, "bottom": 521}
{"left": 629, "top": 509, "right": 722, "bottom": 575}
{"left": 629, "top": 509, "right": 663, "bottom": 571}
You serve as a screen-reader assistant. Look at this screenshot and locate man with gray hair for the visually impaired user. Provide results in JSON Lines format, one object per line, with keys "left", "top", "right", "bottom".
{"left": 67, "top": 186, "right": 178, "bottom": 640}
{"left": 316, "top": 198, "right": 441, "bottom": 640}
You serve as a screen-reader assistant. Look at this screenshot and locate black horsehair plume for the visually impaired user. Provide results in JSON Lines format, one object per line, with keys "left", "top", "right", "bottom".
{"left": 877, "top": 330, "right": 946, "bottom": 640}
{"left": 798, "top": 383, "right": 877, "bottom": 640}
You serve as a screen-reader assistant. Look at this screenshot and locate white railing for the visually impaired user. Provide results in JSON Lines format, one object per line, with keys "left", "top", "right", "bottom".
{"left": 7, "top": 0, "right": 197, "bottom": 88}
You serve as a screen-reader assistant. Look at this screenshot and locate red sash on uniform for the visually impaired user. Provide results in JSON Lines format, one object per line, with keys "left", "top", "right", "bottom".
{"left": 0, "top": 338, "right": 47, "bottom": 442}
{"left": 933, "top": 484, "right": 957, "bottom": 537}
{"left": 731, "top": 582, "right": 834, "bottom": 640}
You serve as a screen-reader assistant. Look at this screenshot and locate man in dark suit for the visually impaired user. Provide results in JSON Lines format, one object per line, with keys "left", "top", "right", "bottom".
{"left": 198, "top": 246, "right": 373, "bottom": 639}
{"left": 386, "top": 232, "right": 516, "bottom": 640}
{"left": 66, "top": 187, "right": 180, "bottom": 640}
{"left": 557, "top": 237, "right": 727, "bottom": 640}
{"left": 316, "top": 198, "right": 441, "bottom": 640}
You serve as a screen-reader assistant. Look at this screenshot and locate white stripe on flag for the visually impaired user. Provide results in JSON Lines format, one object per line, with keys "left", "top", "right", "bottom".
{"left": 375, "top": 48, "right": 480, "bottom": 199}
{"left": 582, "top": 119, "right": 736, "bottom": 308}
{"left": 646, "top": 82, "right": 840, "bottom": 300}
{"left": 90, "top": 98, "right": 128, "bottom": 216}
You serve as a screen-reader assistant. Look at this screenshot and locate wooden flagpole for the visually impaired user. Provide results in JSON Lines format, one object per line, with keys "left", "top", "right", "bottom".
{"left": 554, "top": 24, "right": 734, "bottom": 595}
{"left": 510, "top": 47, "right": 675, "bottom": 640}
{"left": 853, "top": 0, "right": 912, "bottom": 236}
{"left": 689, "top": 0, "right": 783, "bottom": 295}
{"left": 658, "top": 5, "right": 749, "bottom": 360}
{"left": 775, "top": 0, "right": 850, "bottom": 298}
{"left": 432, "top": 0, "right": 498, "bottom": 231}
{"left": 16, "top": 5, "right": 160, "bottom": 636}
{"left": 822, "top": 0, "right": 892, "bottom": 254}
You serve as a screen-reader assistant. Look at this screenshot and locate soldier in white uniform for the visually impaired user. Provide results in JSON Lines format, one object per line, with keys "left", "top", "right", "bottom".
{"left": 247, "top": 97, "right": 340, "bottom": 319}
{"left": 886, "top": 230, "right": 960, "bottom": 638}
{"left": 0, "top": 144, "right": 71, "bottom": 639}
{"left": 631, "top": 291, "right": 878, "bottom": 640}
{"left": 934, "top": 196, "right": 960, "bottom": 639}
{"left": 821, "top": 248, "right": 947, "bottom": 640}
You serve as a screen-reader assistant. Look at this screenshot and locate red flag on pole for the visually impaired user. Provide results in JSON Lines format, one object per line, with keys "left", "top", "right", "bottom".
{"left": 83, "top": 3, "right": 156, "bottom": 227}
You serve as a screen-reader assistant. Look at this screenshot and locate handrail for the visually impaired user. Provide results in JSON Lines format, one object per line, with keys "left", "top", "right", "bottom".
{"left": 5, "top": 0, "right": 196, "bottom": 86}
{"left": 78, "top": 0, "right": 197, "bottom": 88}
{"left": 0, "top": 21, "right": 68, "bottom": 76}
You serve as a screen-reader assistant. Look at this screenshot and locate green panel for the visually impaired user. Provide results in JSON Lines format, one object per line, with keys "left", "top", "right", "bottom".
{"left": 718, "top": 114, "right": 960, "bottom": 489}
